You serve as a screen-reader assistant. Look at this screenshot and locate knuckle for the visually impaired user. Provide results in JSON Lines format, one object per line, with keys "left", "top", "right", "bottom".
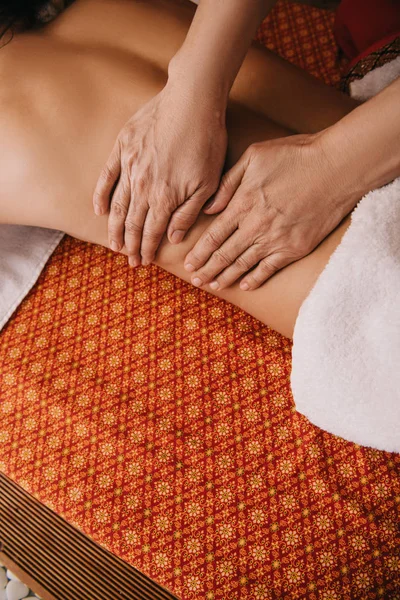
{"left": 163, "top": 197, "right": 177, "bottom": 215}
{"left": 204, "top": 229, "right": 221, "bottom": 250}
{"left": 238, "top": 192, "right": 253, "bottom": 211}
{"left": 120, "top": 128, "right": 133, "bottom": 145}
{"left": 213, "top": 247, "right": 231, "bottom": 265}
{"left": 260, "top": 256, "right": 278, "bottom": 273}
{"left": 111, "top": 200, "right": 128, "bottom": 219}
{"left": 235, "top": 254, "right": 251, "bottom": 271}
{"left": 124, "top": 219, "right": 142, "bottom": 235}
{"left": 142, "top": 227, "right": 162, "bottom": 242}
{"left": 152, "top": 195, "right": 173, "bottom": 216}
{"left": 249, "top": 142, "right": 262, "bottom": 155}
{"left": 171, "top": 210, "right": 195, "bottom": 228}
{"left": 134, "top": 176, "right": 148, "bottom": 194}
{"left": 291, "top": 238, "right": 308, "bottom": 256}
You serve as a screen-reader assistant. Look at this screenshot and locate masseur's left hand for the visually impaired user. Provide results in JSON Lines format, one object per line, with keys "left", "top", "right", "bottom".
{"left": 184, "top": 133, "right": 356, "bottom": 290}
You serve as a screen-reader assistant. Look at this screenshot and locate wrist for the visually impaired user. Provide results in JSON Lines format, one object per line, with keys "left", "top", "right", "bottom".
{"left": 166, "top": 59, "right": 228, "bottom": 128}
{"left": 320, "top": 83, "right": 400, "bottom": 205}
{"left": 168, "top": 49, "right": 230, "bottom": 108}
{"left": 317, "top": 124, "right": 377, "bottom": 213}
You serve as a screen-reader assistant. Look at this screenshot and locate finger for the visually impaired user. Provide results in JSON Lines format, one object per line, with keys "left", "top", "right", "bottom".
{"left": 107, "top": 172, "right": 131, "bottom": 252}
{"left": 93, "top": 140, "right": 121, "bottom": 216}
{"left": 140, "top": 206, "right": 171, "bottom": 266}
{"left": 124, "top": 199, "right": 148, "bottom": 268}
{"left": 184, "top": 214, "right": 237, "bottom": 276}
{"left": 203, "top": 151, "right": 249, "bottom": 215}
{"left": 240, "top": 253, "right": 293, "bottom": 290}
{"left": 208, "top": 245, "right": 262, "bottom": 290}
{"left": 167, "top": 189, "right": 209, "bottom": 245}
{"left": 190, "top": 230, "right": 249, "bottom": 288}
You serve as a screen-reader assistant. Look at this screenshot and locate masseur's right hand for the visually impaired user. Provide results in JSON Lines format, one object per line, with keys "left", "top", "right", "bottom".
{"left": 93, "top": 79, "right": 227, "bottom": 267}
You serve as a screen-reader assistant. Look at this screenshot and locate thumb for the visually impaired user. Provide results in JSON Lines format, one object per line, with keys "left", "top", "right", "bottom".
{"left": 93, "top": 140, "right": 121, "bottom": 216}
{"left": 203, "top": 152, "right": 248, "bottom": 215}
{"left": 167, "top": 191, "right": 206, "bottom": 244}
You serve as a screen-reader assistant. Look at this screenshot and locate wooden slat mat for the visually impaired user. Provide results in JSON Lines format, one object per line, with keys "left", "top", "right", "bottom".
{"left": 0, "top": 473, "right": 178, "bottom": 600}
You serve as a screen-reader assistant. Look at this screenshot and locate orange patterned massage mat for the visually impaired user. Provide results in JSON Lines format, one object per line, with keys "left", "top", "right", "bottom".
{"left": 0, "top": 2, "right": 399, "bottom": 599}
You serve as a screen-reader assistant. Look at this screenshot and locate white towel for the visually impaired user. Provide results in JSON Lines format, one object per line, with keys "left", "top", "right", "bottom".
{"left": 0, "top": 226, "right": 63, "bottom": 331}
{"left": 291, "top": 58, "right": 400, "bottom": 453}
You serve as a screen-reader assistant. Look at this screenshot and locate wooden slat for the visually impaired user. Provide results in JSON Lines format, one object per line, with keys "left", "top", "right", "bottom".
{"left": 0, "top": 473, "right": 179, "bottom": 600}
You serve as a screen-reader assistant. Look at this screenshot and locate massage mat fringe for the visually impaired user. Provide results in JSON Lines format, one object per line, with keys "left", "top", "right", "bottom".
{"left": 0, "top": 473, "right": 178, "bottom": 600}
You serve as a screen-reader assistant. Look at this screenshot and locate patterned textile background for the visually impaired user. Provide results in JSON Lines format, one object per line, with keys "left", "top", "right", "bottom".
{"left": 0, "top": 2, "right": 399, "bottom": 599}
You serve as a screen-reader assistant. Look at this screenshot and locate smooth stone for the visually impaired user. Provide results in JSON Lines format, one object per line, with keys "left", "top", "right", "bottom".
{"left": 6, "top": 580, "right": 29, "bottom": 600}
{"left": 5, "top": 574, "right": 19, "bottom": 583}
{"left": 0, "top": 569, "right": 7, "bottom": 589}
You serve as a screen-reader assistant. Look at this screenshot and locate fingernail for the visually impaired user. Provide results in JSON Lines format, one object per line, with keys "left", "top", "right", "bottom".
{"left": 142, "top": 259, "right": 150, "bottom": 267}
{"left": 192, "top": 277, "right": 202, "bottom": 287}
{"left": 240, "top": 281, "right": 249, "bottom": 291}
{"left": 204, "top": 198, "right": 215, "bottom": 211}
{"left": 185, "top": 263, "right": 195, "bottom": 272}
{"left": 209, "top": 281, "right": 220, "bottom": 291}
{"left": 129, "top": 256, "right": 140, "bottom": 268}
{"left": 94, "top": 203, "right": 103, "bottom": 216}
{"left": 171, "top": 230, "right": 184, "bottom": 244}
{"left": 110, "top": 241, "right": 120, "bottom": 252}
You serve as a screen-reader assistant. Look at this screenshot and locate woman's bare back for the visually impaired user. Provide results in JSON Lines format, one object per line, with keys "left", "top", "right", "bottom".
{"left": 0, "top": 0, "right": 355, "bottom": 337}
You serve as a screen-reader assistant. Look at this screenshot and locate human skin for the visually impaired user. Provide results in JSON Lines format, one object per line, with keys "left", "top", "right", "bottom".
{"left": 93, "top": 0, "right": 400, "bottom": 289}
{"left": 0, "top": 0, "right": 357, "bottom": 339}
{"left": 93, "top": 0, "right": 277, "bottom": 266}
{"left": 186, "top": 75, "right": 400, "bottom": 291}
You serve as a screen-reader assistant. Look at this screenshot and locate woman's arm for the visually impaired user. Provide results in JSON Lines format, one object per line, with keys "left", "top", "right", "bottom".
{"left": 324, "top": 75, "right": 400, "bottom": 199}
{"left": 168, "top": 0, "right": 276, "bottom": 108}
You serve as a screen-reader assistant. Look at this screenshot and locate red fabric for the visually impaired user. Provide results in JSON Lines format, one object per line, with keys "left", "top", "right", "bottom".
{"left": 334, "top": 0, "right": 400, "bottom": 61}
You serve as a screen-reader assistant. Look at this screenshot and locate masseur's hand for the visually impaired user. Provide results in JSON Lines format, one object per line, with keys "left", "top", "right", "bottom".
{"left": 185, "top": 133, "right": 357, "bottom": 290}
{"left": 93, "top": 81, "right": 227, "bottom": 266}
{"left": 92, "top": 0, "right": 277, "bottom": 266}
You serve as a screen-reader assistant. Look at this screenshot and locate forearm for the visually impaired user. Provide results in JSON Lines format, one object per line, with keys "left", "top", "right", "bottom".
{"left": 323, "top": 77, "right": 400, "bottom": 211}
{"left": 169, "top": 0, "right": 276, "bottom": 107}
